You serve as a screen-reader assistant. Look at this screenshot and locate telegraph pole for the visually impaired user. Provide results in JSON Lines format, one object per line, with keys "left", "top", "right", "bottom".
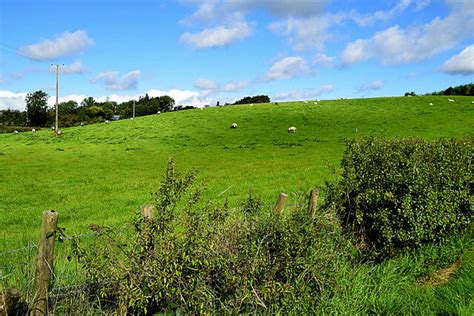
{"left": 133, "top": 100, "right": 136, "bottom": 119}
{"left": 55, "top": 64, "right": 59, "bottom": 133}
{"left": 52, "top": 64, "right": 63, "bottom": 134}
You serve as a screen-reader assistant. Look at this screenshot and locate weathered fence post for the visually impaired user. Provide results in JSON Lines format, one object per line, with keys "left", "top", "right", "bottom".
{"left": 31, "top": 210, "right": 58, "bottom": 316}
{"left": 308, "top": 190, "right": 319, "bottom": 219}
{"left": 140, "top": 204, "right": 154, "bottom": 221}
{"left": 274, "top": 193, "right": 288, "bottom": 215}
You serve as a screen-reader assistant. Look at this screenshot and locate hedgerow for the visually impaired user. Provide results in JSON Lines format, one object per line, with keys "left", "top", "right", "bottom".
{"left": 71, "top": 159, "right": 353, "bottom": 314}
{"left": 325, "top": 137, "right": 473, "bottom": 259}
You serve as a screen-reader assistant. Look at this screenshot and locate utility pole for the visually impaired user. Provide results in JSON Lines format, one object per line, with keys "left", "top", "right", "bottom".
{"left": 133, "top": 100, "right": 136, "bottom": 119}
{"left": 52, "top": 64, "right": 63, "bottom": 134}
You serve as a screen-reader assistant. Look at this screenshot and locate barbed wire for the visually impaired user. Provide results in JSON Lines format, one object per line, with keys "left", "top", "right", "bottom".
{"left": 0, "top": 243, "right": 37, "bottom": 257}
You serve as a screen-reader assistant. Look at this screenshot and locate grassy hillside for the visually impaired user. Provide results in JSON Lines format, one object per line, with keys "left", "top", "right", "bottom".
{"left": 1, "top": 96, "right": 473, "bottom": 249}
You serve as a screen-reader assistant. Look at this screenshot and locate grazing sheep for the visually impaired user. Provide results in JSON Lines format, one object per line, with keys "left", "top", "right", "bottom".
{"left": 448, "top": 98, "right": 454, "bottom": 102}
{"left": 56, "top": 130, "right": 62, "bottom": 135}
{"left": 51, "top": 126, "right": 55, "bottom": 131}
{"left": 32, "top": 128, "right": 36, "bottom": 133}
{"left": 471, "top": 101, "right": 474, "bottom": 104}
{"left": 80, "top": 122, "right": 84, "bottom": 126}
{"left": 288, "top": 126, "right": 297, "bottom": 133}
{"left": 429, "top": 103, "right": 433, "bottom": 106}
{"left": 13, "top": 130, "right": 19, "bottom": 134}
{"left": 105, "top": 120, "right": 110, "bottom": 124}
{"left": 230, "top": 123, "right": 238, "bottom": 129}
{"left": 157, "top": 111, "right": 161, "bottom": 114}
{"left": 314, "top": 102, "right": 318, "bottom": 105}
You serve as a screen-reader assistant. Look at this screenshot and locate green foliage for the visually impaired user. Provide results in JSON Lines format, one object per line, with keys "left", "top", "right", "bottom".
{"left": 234, "top": 95, "right": 270, "bottom": 105}
{"left": 26, "top": 90, "right": 49, "bottom": 126}
{"left": 428, "top": 83, "right": 474, "bottom": 96}
{"left": 72, "top": 160, "right": 352, "bottom": 314}
{"left": 326, "top": 137, "right": 473, "bottom": 258}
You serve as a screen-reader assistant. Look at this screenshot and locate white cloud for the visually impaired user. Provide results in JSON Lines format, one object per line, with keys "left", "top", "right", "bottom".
{"left": 180, "top": 22, "right": 252, "bottom": 49}
{"left": 224, "top": 80, "right": 250, "bottom": 92}
{"left": 18, "top": 30, "right": 94, "bottom": 61}
{"left": 264, "top": 56, "right": 312, "bottom": 81}
{"left": 269, "top": 13, "right": 343, "bottom": 51}
{"left": 415, "top": 0, "right": 431, "bottom": 11}
{"left": 91, "top": 70, "right": 141, "bottom": 91}
{"left": 193, "top": 78, "right": 219, "bottom": 91}
{"left": 349, "top": 0, "right": 411, "bottom": 27}
{"left": 61, "top": 60, "right": 85, "bottom": 74}
{"left": 314, "top": 53, "right": 336, "bottom": 68}
{"left": 341, "top": 2, "right": 474, "bottom": 65}
{"left": 359, "top": 80, "right": 385, "bottom": 91}
{"left": 0, "top": 91, "right": 28, "bottom": 111}
{"left": 274, "top": 84, "right": 334, "bottom": 101}
{"left": 441, "top": 45, "right": 474, "bottom": 75}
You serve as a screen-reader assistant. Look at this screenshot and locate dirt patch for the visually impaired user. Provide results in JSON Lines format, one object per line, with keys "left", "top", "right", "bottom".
{"left": 418, "top": 260, "right": 461, "bottom": 287}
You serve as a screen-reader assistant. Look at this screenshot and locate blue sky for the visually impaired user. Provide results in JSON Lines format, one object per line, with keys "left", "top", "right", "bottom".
{"left": 0, "top": 0, "right": 473, "bottom": 110}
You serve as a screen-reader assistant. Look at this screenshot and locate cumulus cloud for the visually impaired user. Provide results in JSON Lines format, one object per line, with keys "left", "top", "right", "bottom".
{"left": 341, "top": 2, "right": 474, "bottom": 65}
{"left": 359, "top": 80, "right": 384, "bottom": 91}
{"left": 314, "top": 53, "right": 337, "bottom": 68}
{"left": 264, "top": 56, "right": 312, "bottom": 81}
{"left": 0, "top": 91, "right": 28, "bottom": 111}
{"left": 180, "top": 22, "right": 252, "bottom": 49}
{"left": 274, "top": 84, "right": 334, "bottom": 101}
{"left": 441, "top": 45, "right": 474, "bottom": 75}
{"left": 349, "top": 0, "right": 411, "bottom": 27}
{"left": 269, "top": 13, "right": 344, "bottom": 51}
{"left": 193, "top": 78, "right": 219, "bottom": 91}
{"left": 61, "top": 60, "right": 85, "bottom": 74}
{"left": 91, "top": 70, "right": 140, "bottom": 91}
{"left": 415, "top": 0, "right": 431, "bottom": 11}
{"left": 18, "top": 30, "right": 94, "bottom": 61}
{"left": 224, "top": 80, "right": 250, "bottom": 92}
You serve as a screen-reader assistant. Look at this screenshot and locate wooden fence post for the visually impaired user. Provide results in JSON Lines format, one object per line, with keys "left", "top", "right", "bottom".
{"left": 308, "top": 190, "right": 319, "bottom": 219}
{"left": 140, "top": 205, "right": 154, "bottom": 221}
{"left": 274, "top": 193, "right": 288, "bottom": 215}
{"left": 31, "top": 210, "right": 58, "bottom": 316}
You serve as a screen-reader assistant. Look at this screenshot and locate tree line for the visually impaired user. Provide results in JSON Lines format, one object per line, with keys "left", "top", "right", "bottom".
{"left": 0, "top": 90, "right": 177, "bottom": 128}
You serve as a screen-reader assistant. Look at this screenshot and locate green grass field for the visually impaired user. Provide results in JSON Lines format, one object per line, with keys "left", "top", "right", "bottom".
{"left": 1, "top": 96, "right": 473, "bottom": 248}
{"left": 1, "top": 95, "right": 473, "bottom": 313}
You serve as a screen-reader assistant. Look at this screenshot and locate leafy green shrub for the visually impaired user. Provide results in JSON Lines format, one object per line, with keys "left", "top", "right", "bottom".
{"left": 71, "top": 159, "right": 353, "bottom": 314}
{"left": 326, "top": 137, "right": 473, "bottom": 259}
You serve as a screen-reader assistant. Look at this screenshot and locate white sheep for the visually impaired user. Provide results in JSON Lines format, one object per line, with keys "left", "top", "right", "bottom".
{"left": 157, "top": 111, "right": 161, "bottom": 114}
{"left": 13, "top": 130, "right": 18, "bottom": 134}
{"left": 288, "top": 126, "right": 297, "bottom": 133}
{"left": 429, "top": 103, "right": 433, "bottom": 106}
{"left": 230, "top": 123, "right": 238, "bottom": 129}
{"left": 105, "top": 120, "right": 110, "bottom": 124}
{"left": 56, "top": 130, "right": 62, "bottom": 135}
{"left": 448, "top": 98, "right": 454, "bottom": 102}
{"left": 471, "top": 101, "right": 474, "bottom": 104}
{"left": 32, "top": 128, "right": 36, "bottom": 133}
{"left": 314, "top": 102, "right": 318, "bottom": 105}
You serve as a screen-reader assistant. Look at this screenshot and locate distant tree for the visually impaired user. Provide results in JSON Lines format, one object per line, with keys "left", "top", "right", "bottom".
{"left": 158, "top": 95, "right": 175, "bottom": 112}
{"left": 404, "top": 92, "right": 416, "bottom": 96}
{"left": 81, "top": 97, "right": 96, "bottom": 107}
{"left": 234, "top": 95, "right": 270, "bottom": 105}
{"left": 26, "top": 90, "right": 49, "bottom": 126}
{"left": 0, "top": 109, "right": 27, "bottom": 126}
{"left": 427, "top": 83, "right": 474, "bottom": 96}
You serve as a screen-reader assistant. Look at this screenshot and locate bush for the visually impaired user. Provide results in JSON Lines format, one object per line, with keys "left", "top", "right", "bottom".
{"left": 325, "top": 137, "right": 473, "bottom": 259}
{"left": 71, "top": 160, "right": 352, "bottom": 314}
